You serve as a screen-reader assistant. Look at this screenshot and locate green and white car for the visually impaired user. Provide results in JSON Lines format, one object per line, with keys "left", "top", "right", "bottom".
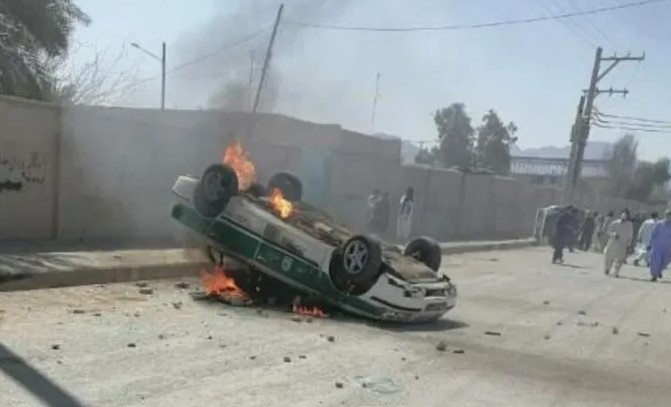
{"left": 171, "top": 164, "right": 457, "bottom": 322}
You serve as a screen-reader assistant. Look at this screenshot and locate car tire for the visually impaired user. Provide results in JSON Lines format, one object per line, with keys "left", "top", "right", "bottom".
{"left": 267, "top": 172, "right": 302, "bottom": 202}
{"left": 193, "top": 164, "right": 239, "bottom": 218}
{"left": 335, "top": 235, "right": 382, "bottom": 284}
{"left": 404, "top": 236, "right": 442, "bottom": 271}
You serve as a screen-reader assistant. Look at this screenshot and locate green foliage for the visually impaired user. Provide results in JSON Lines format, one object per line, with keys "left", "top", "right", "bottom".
{"left": 0, "top": 0, "right": 89, "bottom": 100}
{"left": 433, "top": 103, "right": 475, "bottom": 168}
{"left": 476, "top": 109, "right": 518, "bottom": 175}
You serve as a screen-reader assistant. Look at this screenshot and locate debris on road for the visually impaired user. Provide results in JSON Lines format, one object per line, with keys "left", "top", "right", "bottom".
{"left": 71, "top": 309, "right": 85, "bottom": 314}
{"left": 358, "top": 377, "right": 401, "bottom": 394}
{"left": 291, "top": 315, "right": 303, "bottom": 323}
{"left": 335, "top": 382, "right": 344, "bottom": 389}
{"left": 51, "top": 344, "right": 60, "bottom": 350}
{"left": 638, "top": 331, "right": 651, "bottom": 337}
{"left": 544, "top": 334, "right": 551, "bottom": 340}
{"left": 578, "top": 310, "right": 587, "bottom": 315}
{"left": 453, "top": 349, "right": 465, "bottom": 354}
{"left": 171, "top": 302, "right": 183, "bottom": 310}
{"left": 127, "top": 343, "right": 136, "bottom": 348}
{"left": 484, "top": 330, "right": 502, "bottom": 336}
{"left": 612, "top": 327, "right": 619, "bottom": 335}
{"left": 283, "top": 356, "right": 291, "bottom": 363}
{"left": 327, "top": 335, "right": 336, "bottom": 343}
{"left": 93, "top": 312, "right": 102, "bottom": 317}
{"left": 556, "top": 321, "right": 563, "bottom": 326}
{"left": 174, "top": 282, "right": 190, "bottom": 289}
{"left": 436, "top": 340, "right": 448, "bottom": 352}
{"left": 543, "top": 300, "right": 550, "bottom": 305}
{"left": 138, "top": 288, "right": 154, "bottom": 295}
{"left": 158, "top": 334, "right": 166, "bottom": 340}
{"left": 135, "top": 282, "right": 149, "bottom": 288}
{"left": 250, "top": 356, "right": 256, "bottom": 360}
{"left": 299, "top": 355, "right": 306, "bottom": 359}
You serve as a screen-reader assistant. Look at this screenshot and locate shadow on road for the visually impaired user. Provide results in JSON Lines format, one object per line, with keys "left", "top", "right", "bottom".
{"left": 0, "top": 253, "right": 87, "bottom": 285}
{"left": 373, "top": 318, "right": 469, "bottom": 333}
{"left": 617, "top": 275, "right": 671, "bottom": 285}
{"left": 0, "top": 342, "right": 86, "bottom": 407}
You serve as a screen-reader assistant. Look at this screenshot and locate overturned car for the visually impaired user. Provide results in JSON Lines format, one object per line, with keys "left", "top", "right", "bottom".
{"left": 171, "top": 163, "right": 457, "bottom": 322}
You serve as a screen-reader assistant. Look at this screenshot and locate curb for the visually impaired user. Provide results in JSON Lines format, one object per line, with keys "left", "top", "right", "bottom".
{"left": 440, "top": 239, "right": 537, "bottom": 255}
{"left": 0, "top": 261, "right": 207, "bottom": 292}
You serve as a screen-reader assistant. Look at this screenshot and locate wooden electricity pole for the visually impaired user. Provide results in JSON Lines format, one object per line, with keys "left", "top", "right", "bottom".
{"left": 245, "top": 3, "right": 284, "bottom": 140}
{"left": 562, "top": 47, "right": 644, "bottom": 204}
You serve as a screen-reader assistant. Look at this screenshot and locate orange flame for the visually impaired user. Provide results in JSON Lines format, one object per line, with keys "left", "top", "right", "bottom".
{"left": 268, "top": 188, "right": 294, "bottom": 219}
{"left": 293, "top": 305, "right": 328, "bottom": 318}
{"left": 200, "top": 265, "right": 249, "bottom": 301}
{"left": 222, "top": 140, "right": 256, "bottom": 191}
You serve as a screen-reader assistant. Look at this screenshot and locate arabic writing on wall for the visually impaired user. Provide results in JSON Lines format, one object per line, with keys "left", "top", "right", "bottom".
{"left": 0, "top": 151, "right": 47, "bottom": 193}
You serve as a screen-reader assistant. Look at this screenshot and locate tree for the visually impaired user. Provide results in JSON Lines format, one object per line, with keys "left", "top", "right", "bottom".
{"left": 476, "top": 109, "right": 518, "bottom": 175}
{"left": 0, "top": 0, "right": 90, "bottom": 100}
{"left": 415, "top": 145, "right": 440, "bottom": 165}
{"left": 49, "top": 45, "right": 138, "bottom": 105}
{"left": 433, "top": 103, "right": 475, "bottom": 168}
{"left": 605, "top": 134, "right": 638, "bottom": 197}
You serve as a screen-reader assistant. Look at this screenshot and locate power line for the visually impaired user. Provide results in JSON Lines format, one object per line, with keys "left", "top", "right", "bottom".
{"left": 593, "top": 122, "right": 671, "bottom": 133}
{"left": 561, "top": 0, "right": 618, "bottom": 48}
{"left": 286, "top": 0, "right": 667, "bottom": 32}
{"left": 118, "top": 27, "right": 270, "bottom": 93}
{"left": 594, "top": 108, "right": 671, "bottom": 125}
{"left": 540, "top": 1, "right": 597, "bottom": 47}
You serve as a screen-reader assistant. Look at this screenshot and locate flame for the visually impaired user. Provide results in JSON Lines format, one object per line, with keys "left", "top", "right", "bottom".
{"left": 200, "top": 265, "right": 249, "bottom": 301}
{"left": 268, "top": 188, "right": 294, "bottom": 219}
{"left": 222, "top": 140, "right": 256, "bottom": 191}
{"left": 293, "top": 305, "right": 328, "bottom": 318}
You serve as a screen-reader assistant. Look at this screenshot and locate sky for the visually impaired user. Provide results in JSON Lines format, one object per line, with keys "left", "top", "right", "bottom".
{"left": 71, "top": 0, "right": 671, "bottom": 160}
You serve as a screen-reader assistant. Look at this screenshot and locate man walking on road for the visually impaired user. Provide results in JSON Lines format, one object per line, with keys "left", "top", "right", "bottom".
{"left": 649, "top": 210, "right": 671, "bottom": 282}
{"left": 578, "top": 211, "right": 596, "bottom": 251}
{"left": 604, "top": 209, "right": 634, "bottom": 277}
{"left": 633, "top": 212, "right": 658, "bottom": 267}
{"left": 552, "top": 206, "right": 575, "bottom": 264}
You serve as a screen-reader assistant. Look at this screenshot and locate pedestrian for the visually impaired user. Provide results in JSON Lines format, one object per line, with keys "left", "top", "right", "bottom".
{"left": 604, "top": 209, "right": 634, "bottom": 277}
{"left": 578, "top": 211, "right": 597, "bottom": 251}
{"left": 633, "top": 212, "right": 658, "bottom": 267}
{"left": 592, "top": 214, "right": 604, "bottom": 252}
{"left": 567, "top": 208, "right": 581, "bottom": 253}
{"left": 649, "top": 210, "right": 671, "bottom": 282}
{"left": 552, "top": 206, "right": 574, "bottom": 264}
{"left": 366, "top": 189, "right": 381, "bottom": 233}
{"left": 628, "top": 213, "right": 644, "bottom": 257}
{"left": 598, "top": 210, "right": 615, "bottom": 252}
{"left": 396, "top": 187, "right": 414, "bottom": 242}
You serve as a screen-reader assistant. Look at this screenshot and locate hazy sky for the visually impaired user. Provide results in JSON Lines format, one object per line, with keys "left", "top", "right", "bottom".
{"left": 72, "top": 0, "right": 671, "bottom": 160}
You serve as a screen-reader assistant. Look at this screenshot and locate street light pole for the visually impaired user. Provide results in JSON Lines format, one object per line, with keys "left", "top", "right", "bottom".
{"left": 161, "top": 42, "right": 166, "bottom": 110}
{"left": 131, "top": 41, "right": 167, "bottom": 110}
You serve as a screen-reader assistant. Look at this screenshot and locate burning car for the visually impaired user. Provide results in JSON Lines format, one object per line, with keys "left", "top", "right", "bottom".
{"left": 170, "top": 142, "right": 457, "bottom": 322}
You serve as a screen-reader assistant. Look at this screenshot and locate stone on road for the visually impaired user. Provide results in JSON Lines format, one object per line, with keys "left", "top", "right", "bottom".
{"left": 1, "top": 247, "right": 671, "bottom": 406}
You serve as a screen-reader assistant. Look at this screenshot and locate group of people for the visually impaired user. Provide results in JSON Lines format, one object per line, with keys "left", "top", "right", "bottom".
{"left": 367, "top": 187, "right": 415, "bottom": 242}
{"left": 551, "top": 206, "right": 671, "bottom": 282}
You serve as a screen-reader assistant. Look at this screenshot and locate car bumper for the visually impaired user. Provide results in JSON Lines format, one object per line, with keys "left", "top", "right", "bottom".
{"left": 365, "top": 275, "right": 457, "bottom": 322}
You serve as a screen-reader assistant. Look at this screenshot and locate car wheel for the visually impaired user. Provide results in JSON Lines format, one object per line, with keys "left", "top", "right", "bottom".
{"left": 404, "top": 236, "right": 442, "bottom": 271}
{"left": 336, "top": 235, "right": 382, "bottom": 283}
{"left": 193, "top": 164, "right": 239, "bottom": 217}
{"left": 267, "top": 172, "right": 302, "bottom": 201}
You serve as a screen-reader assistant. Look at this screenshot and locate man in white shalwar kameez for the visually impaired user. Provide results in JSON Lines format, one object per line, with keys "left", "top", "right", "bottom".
{"left": 633, "top": 212, "right": 658, "bottom": 267}
{"left": 604, "top": 209, "right": 634, "bottom": 277}
{"left": 396, "top": 187, "right": 414, "bottom": 242}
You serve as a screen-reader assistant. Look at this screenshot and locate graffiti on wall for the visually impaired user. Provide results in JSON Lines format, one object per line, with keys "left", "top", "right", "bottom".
{"left": 0, "top": 152, "right": 47, "bottom": 193}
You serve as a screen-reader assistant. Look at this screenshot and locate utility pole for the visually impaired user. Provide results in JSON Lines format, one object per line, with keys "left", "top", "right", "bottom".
{"left": 248, "top": 51, "right": 256, "bottom": 111}
{"left": 371, "top": 72, "right": 381, "bottom": 133}
{"left": 246, "top": 3, "right": 284, "bottom": 140}
{"left": 131, "top": 41, "right": 167, "bottom": 110}
{"left": 562, "top": 47, "right": 644, "bottom": 204}
{"left": 161, "top": 42, "right": 166, "bottom": 110}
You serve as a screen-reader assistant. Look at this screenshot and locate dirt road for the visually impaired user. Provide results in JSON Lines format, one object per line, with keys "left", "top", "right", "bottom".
{"left": 2, "top": 247, "right": 671, "bottom": 406}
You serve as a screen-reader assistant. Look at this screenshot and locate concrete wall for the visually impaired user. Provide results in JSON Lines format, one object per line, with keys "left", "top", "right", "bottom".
{"left": 0, "top": 96, "right": 660, "bottom": 244}
{"left": 0, "top": 97, "right": 58, "bottom": 240}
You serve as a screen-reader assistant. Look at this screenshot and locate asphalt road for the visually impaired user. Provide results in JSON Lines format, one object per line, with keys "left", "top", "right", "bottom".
{"left": 2, "top": 247, "right": 671, "bottom": 407}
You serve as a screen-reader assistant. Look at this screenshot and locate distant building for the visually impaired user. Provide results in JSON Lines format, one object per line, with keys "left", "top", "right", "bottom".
{"left": 511, "top": 156, "right": 609, "bottom": 188}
